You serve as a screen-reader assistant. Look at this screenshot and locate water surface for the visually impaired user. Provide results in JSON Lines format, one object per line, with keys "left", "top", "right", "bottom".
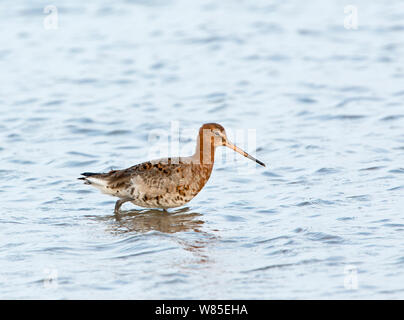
{"left": 0, "top": 0, "right": 404, "bottom": 299}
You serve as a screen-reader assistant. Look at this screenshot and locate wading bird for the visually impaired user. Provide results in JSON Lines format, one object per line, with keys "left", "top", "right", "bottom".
{"left": 79, "top": 123, "right": 265, "bottom": 213}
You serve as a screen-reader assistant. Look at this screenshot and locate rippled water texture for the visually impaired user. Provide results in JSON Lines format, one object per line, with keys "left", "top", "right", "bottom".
{"left": 1, "top": 0, "right": 404, "bottom": 299}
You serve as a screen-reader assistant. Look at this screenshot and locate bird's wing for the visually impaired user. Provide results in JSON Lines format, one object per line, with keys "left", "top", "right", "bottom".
{"left": 79, "top": 157, "right": 191, "bottom": 197}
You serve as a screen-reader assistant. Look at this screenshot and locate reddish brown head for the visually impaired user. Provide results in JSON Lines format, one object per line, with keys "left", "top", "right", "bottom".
{"left": 198, "top": 123, "right": 227, "bottom": 147}
{"left": 196, "top": 123, "right": 266, "bottom": 167}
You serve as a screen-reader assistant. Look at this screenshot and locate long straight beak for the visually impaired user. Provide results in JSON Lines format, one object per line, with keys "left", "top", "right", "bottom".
{"left": 226, "top": 142, "right": 266, "bottom": 167}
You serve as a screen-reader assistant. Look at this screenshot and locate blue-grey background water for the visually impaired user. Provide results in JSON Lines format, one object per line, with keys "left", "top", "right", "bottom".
{"left": 1, "top": 0, "right": 404, "bottom": 299}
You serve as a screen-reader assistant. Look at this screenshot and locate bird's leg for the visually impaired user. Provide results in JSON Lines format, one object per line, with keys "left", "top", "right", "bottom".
{"left": 114, "top": 199, "right": 131, "bottom": 214}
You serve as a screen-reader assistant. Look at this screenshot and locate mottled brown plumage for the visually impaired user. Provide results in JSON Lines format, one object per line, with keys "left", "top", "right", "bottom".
{"left": 79, "top": 123, "right": 265, "bottom": 212}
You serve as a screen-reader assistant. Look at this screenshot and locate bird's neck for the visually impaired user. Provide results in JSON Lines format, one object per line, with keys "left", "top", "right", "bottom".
{"left": 192, "top": 134, "right": 216, "bottom": 166}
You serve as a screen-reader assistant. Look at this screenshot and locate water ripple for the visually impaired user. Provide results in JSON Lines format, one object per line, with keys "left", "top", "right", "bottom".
{"left": 1, "top": 0, "right": 404, "bottom": 300}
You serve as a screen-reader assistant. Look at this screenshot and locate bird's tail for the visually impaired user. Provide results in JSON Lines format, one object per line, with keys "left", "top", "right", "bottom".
{"left": 78, "top": 172, "right": 106, "bottom": 185}
{"left": 78, "top": 169, "right": 128, "bottom": 196}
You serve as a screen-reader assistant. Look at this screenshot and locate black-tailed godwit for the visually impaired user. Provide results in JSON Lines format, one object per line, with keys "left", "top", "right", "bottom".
{"left": 79, "top": 123, "right": 265, "bottom": 212}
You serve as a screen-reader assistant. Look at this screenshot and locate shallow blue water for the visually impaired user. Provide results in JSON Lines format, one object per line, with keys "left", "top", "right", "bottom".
{"left": 0, "top": 0, "right": 404, "bottom": 299}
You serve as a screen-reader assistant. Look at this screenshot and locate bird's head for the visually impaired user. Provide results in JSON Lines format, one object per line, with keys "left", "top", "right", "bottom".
{"left": 198, "top": 123, "right": 266, "bottom": 167}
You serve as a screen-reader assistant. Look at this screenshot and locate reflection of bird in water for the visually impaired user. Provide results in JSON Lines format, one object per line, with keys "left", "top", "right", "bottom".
{"left": 79, "top": 123, "right": 265, "bottom": 213}
{"left": 99, "top": 207, "right": 205, "bottom": 234}
{"left": 93, "top": 207, "right": 217, "bottom": 265}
